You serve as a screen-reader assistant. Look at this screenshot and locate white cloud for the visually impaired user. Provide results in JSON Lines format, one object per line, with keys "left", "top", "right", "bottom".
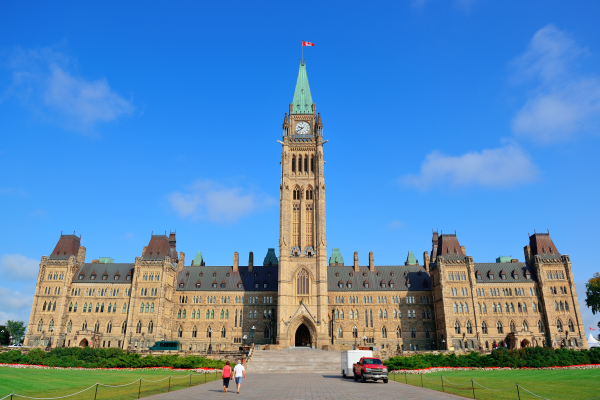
{"left": 511, "top": 25, "right": 600, "bottom": 142}
{"left": 168, "top": 180, "right": 276, "bottom": 223}
{"left": 3, "top": 46, "right": 134, "bottom": 131}
{"left": 0, "top": 287, "right": 33, "bottom": 325}
{"left": 0, "top": 254, "right": 39, "bottom": 281}
{"left": 401, "top": 144, "right": 538, "bottom": 190}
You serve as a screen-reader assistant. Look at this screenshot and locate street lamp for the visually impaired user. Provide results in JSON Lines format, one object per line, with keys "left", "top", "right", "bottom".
{"left": 362, "top": 335, "right": 367, "bottom": 348}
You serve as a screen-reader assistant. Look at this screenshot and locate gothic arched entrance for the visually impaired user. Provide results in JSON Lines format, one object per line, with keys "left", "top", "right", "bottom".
{"left": 79, "top": 338, "right": 89, "bottom": 348}
{"left": 295, "top": 324, "right": 311, "bottom": 347}
{"left": 521, "top": 339, "right": 530, "bottom": 348}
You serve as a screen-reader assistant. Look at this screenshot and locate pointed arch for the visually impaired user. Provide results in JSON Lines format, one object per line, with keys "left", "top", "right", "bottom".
{"left": 136, "top": 320, "right": 142, "bottom": 333}
{"left": 148, "top": 320, "right": 154, "bottom": 334}
{"left": 381, "top": 326, "right": 387, "bottom": 338}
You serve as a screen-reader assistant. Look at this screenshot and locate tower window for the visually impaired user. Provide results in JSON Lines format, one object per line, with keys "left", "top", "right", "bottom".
{"left": 304, "top": 157, "right": 308, "bottom": 172}
{"left": 292, "top": 157, "right": 296, "bottom": 173}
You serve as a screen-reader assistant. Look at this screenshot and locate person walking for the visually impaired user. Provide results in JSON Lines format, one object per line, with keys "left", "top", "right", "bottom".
{"left": 233, "top": 359, "right": 246, "bottom": 394}
{"left": 222, "top": 361, "right": 232, "bottom": 393}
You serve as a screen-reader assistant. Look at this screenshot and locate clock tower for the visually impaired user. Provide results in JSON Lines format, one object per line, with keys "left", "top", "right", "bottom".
{"left": 277, "top": 63, "right": 329, "bottom": 347}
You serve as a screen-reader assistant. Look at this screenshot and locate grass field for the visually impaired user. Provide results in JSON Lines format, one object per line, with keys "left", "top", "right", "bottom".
{"left": 390, "top": 369, "right": 600, "bottom": 400}
{"left": 0, "top": 368, "right": 222, "bottom": 400}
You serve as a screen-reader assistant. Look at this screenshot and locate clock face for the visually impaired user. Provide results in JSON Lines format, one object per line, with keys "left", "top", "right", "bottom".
{"left": 295, "top": 121, "right": 310, "bottom": 135}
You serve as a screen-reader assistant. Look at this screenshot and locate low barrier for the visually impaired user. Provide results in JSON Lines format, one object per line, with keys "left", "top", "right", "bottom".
{"left": 390, "top": 371, "right": 600, "bottom": 400}
{"left": 0, "top": 371, "right": 222, "bottom": 400}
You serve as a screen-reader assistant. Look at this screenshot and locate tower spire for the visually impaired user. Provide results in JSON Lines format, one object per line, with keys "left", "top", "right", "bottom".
{"left": 291, "top": 63, "right": 313, "bottom": 115}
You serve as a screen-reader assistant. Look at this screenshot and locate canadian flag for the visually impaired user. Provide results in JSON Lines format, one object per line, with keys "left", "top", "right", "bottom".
{"left": 591, "top": 327, "right": 596, "bottom": 330}
{"left": 302, "top": 41, "right": 315, "bottom": 47}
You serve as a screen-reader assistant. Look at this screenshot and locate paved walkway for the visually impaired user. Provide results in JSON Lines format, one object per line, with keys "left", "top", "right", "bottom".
{"left": 146, "top": 373, "right": 467, "bottom": 400}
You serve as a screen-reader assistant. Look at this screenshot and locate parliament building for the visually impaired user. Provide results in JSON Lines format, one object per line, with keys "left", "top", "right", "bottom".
{"left": 25, "top": 63, "right": 588, "bottom": 353}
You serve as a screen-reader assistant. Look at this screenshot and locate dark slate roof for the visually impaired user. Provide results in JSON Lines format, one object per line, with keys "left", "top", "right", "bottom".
{"left": 328, "top": 265, "right": 431, "bottom": 292}
{"left": 176, "top": 266, "right": 278, "bottom": 291}
{"left": 436, "top": 234, "right": 465, "bottom": 258}
{"left": 142, "top": 234, "right": 178, "bottom": 262}
{"left": 72, "top": 263, "right": 135, "bottom": 284}
{"left": 529, "top": 233, "right": 561, "bottom": 260}
{"left": 49, "top": 234, "right": 81, "bottom": 260}
{"left": 473, "top": 262, "right": 537, "bottom": 283}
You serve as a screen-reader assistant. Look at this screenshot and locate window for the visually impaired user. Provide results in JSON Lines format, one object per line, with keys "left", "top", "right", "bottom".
{"left": 338, "top": 327, "right": 343, "bottom": 338}
{"left": 178, "top": 326, "right": 183, "bottom": 338}
{"left": 510, "top": 321, "right": 516, "bottom": 332}
{"left": 557, "top": 320, "right": 563, "bottom": 332}
{"left": 454, "top": 321, "right": 461, "bottom": 334}
{"left": 297, "top": 270, "right": 309, "bottom": 295}
{"left": 466, "top": 321, "right": 473, "bottom": 334}
{"left": 522, "top": 321, "right": 529, "bottom": 331}
{"left": 410, "top": 326, "right": 416, "bottom": 338}
{"left": 496, "top": 321, "right": 503, "bottom": 334}
{"left": 568, "top": 320, "right": 574, "bottom": 332}
{"left": 382, "top": 326, "right": 387, "bottom": 338}
{"left": 482, "top": 321, "right": 488, "bottom": 334}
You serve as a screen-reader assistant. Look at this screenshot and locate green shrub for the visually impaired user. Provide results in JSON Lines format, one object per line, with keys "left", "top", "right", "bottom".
{"left": 384, "top": 347, "right": 600, "bottom": 370}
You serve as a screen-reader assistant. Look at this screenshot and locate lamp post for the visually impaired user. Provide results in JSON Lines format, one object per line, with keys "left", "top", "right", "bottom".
{"left": 362, "top": 335, "right": 367, "bottom": 348}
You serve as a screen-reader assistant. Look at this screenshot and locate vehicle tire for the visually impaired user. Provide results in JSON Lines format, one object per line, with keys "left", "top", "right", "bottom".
{"left": 383, "top": 379, "right": 388, "bottom": 384}
{"left": 353, "top": 374, "right": 358, "bottom": 381}
{"left": 361, "top": 374, "right": 366, "bottom": 383}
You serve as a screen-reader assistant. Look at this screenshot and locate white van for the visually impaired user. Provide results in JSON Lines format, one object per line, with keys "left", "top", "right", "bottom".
{"left": 341, "top": 349, "right": 373, "bottom": 378}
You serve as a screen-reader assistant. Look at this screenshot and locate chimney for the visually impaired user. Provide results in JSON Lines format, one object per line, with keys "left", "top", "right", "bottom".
{"left": 523, "top": 245, "right": 532, "bottom": 265}
{"left": 369, "top": 251, "right": 375, "bottom": 272}
{"left": 423, "top": 252, "right": 430, "bottom": 270}
{"left": 248, "top": 252, "right": 254, "bottom": 272}
{"left": 77, "top": 246, "right": 86, "bottom": 265}
{"left": 233, "top": 252, "right": 239, "bottom": 272}
{"left": 178, "top": 252, "right": 185, "bottom": 272}
{"left": 460, "top": 246, "right": 466, "bottom": 255}
{"left": 511, "top": 259, "right": 519, "bottom": 263}
{"left": 92, "top": 259, "right": 99, "bottom": 264}
{"left": 142, "top": 246, "right": 148, "bottom": 256}
{"left": 354, "top": 252, "right": 359, "bottom": 272}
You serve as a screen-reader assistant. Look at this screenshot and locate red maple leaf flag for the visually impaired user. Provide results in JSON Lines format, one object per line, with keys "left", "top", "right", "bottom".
{"left": 302, "top": 41, "right": 315, "bottom": 47}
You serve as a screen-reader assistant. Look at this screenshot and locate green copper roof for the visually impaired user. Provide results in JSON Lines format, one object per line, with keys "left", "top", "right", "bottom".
{"left": 263, "top": 248, "right": 278, "bottom": 266}
{"left": 98, "top": 257, "right": 114, "bottom": 264}
{"left": 406, "top": 251, "right": 418, "bottom": 266}
{"left": 291, "top": 63, "right": 313, "bottom": 115}
{"left": 192, "top": 251, "right": 205, "bottom": 266}
{"left": 329, "top": 248, "right": 344, "bottom": 266}
{"left": 496, "top": 256, "right": 512, "bottom": 263}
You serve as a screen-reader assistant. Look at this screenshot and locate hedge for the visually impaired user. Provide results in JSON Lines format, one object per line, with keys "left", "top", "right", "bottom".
{"left": 384, "top": 347, "right": 600, "bottom": 370}
{"left": 0, "top": 347, "right": 225, "bottom": 369}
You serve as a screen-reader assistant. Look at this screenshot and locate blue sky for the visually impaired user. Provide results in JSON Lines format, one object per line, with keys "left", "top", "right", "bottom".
{"left": 1, "top": 0, "right": 599, "bottom": 335}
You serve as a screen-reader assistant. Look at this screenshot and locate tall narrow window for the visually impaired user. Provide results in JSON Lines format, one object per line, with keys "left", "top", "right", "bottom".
{"left": 311, "top": 156, "right": 314, "bottom": 172}
{"left": 304, "top": 156, "right": 308, "bottom": 172}
{"left": 305, "top": 202, "right": 314, "bottom": 248}
{"left": 297, "top": 270, "right": 309, "bottom": 295}
{"left": 298, "top": 155, "right": 303, "bottom": 172}
{"left": 292, "top": 156, "right": 296, "bottom": 173}
{"left": 293, "top": 203, "right": 300, "bottom": 247}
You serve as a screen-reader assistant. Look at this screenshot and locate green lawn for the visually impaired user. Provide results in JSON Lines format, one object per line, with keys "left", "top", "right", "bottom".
{"left": 390, "top": 369, "right": 600, "bottom": 400}
{"left": 0, "top": 368, "right": 222, "bottom": 400}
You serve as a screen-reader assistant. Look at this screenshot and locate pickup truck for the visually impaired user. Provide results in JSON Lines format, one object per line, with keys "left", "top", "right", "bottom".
{"left": 353, "top": 357, "right": 388, "bottom": 383}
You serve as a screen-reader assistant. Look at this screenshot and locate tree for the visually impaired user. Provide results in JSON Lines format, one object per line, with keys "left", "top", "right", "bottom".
{"left": 0, "top": 326, "right": 10, "bottom": 345}
{"left": 585, "top": 273, "right": 600, "bottom": 315}
{"left": 6, "top": 320, "right": 27, "bottom": 343}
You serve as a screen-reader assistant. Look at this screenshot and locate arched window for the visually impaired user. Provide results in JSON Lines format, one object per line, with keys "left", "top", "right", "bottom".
{"left": 522, "top": 321, "right": 529, "bottom": 331}
{"left": 136, "top": 320, "right": 142, "bottom": 333}
{"left": 555, "top": 301, "right": 559, "bottom": 311}
{"left": 459, "top": 303, "right": 463, "bottom": 313}
{"left": 352, "top": 326, "right": 358, "bottom": 338}
{"left": 532, "top": 302, "right": 537, "bottom": 312}
{"left": 522, "top": 303, "right": 527, "bottom": 312}
{"left": 338, "top": 326, "right": 343, "bottom": 338}
{"left": 148, "top": 321, "right": 154, "bottom": 334}
{"left": 425, "top": 327, "right": 431, "bottom": 338}
{"left": 225, "top": 310, "right": 229, "bottom": 319}
{"left": 454, "top": 321, "right": 461, "bottom": 334}
{"left": 496, "top": 321, "right": 503, "bottom": 334}
{"left": 454, "top": 303, "right": 458, "bottom": 312}
{"left": 466, "top": 321, "right": 473, "bottom": 334}
{"left": 67, "top": 320, "right": 72, "bottom": 333}
{"left": 340, "top": 310, "right": 344, "bottom": 319}
{"left": 192, "top": 326, "right": 197, "bottom": 338}
{"left": 557, "top": 320, "right": 563, "bottom": 332}
{"left": 465, "top": 303, "right": 469, "bottom": 313}
{"left": 254, "top": 310, "right": 257, "bottom": 319}
{"left": 140, "top": 303, "right": 145, "bottom": 313}
{"left": 482, "top": 321, "right": 488, "bottom": 334}
{"left": 410, "top": 326, "right": 416, "bottom": 338}
{"left": 145, "top": 303, "right": 149, "bottom": 313}
{"left": 297, "top": 270, "right": 309, "bottom": 295}
{"left": 482, "top": 303, "right": 487, "bottom": 313}
{"left": 178, "top": 326, "right": 183, "bottom": 338}
{"left": 568, "top": 320, "right": 574, "bottom": 332}
{"left": 68, "top": 302, "right": 73, "bottom": 312}
{"left": 565, "top": 302, "right": 570, "bottom": 311}
{"left": 178, "top": 309, "right": 181, "bottom": 318}
{"left": 396, "top": 326, "right": 401, "bottom": 338}
{"left": 510, "top": 321, "right": 516, "bottom": 332}
{"left": 220, "top": 309, "right": 224, "bottom": 319}
{"left": 292, "top": 156, "right": 296, "bottom": 173}
{"left": 505, "top": 303, "right": 509, "bottom": 312}
{"left": 264, "top": 327, "right": 270, "bottom": 339}
{"left": 378, "top": 310, "right": 382, "bottom": 318}
{"left": 537, "top": 320, "right": 543, "bottom": 333}
{"left": 211, "top": 310, "right": 214, "bottom": 319}
{"left": 427, "top": 309, "right": 431, "bottom": 319}
{"left": 492, "top": 303, "right": 496, "bottom": 313}
{"left": 150, "top": 303, "right": 154, "bottom": 313}
{"left": 518, "top": 303, "right": 522, "bottom": 312}
{"left": 221, "top": 326, "right": 226, "bottom": 338}
{"left": 122, "top": 303, "right": 127, "bottom": 313}
{"left": 382, "top": 326, "right": 387, "bottom": 338}
{"left": 206, "top": 326, "right": 212, "bottom": 338}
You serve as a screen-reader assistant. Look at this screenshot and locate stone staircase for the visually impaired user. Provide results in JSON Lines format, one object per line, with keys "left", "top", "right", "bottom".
{"left": 247, "top": 348, "right": 342, "bottom": 374}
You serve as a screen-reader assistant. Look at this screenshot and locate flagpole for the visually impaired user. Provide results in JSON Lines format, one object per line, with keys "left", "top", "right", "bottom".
{"left": 302, "top": 41, "right": 303, "bottom": 64}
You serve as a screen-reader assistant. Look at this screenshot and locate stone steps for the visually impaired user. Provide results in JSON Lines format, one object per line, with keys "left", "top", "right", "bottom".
{"left": 248, "top": 349, "right": 342, "bottom": 373}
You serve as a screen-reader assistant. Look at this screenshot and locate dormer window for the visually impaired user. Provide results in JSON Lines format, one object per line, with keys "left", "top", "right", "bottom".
{"left": 381, "top": 281, "right": 386, "bottom": 288}
{"left": 364, "top": 280, "right": 369, "bottom": 289}
{"left": 525, "top": 271, "right": 531, "bottom": 280}
{"left": 179, "top": 283, "right": 184, "bottom": 288}
{"left": 263, "top": 283, "right": 268, "bottom": 288}
{"left": 390, "top": 272, "right": 394, "bottom": 277}
{"left": 500, "top": 271, "right": 506, "bottom": 280}
{"left": 389, "top": 280, "right": 394, "bottom": 288}
{"left": 349, "top": 272, "right": 353, "bottom": 277}
{"left": 418, "top": 271, "right": 422, "bottom": 276}
{"left": 78, "top": 274, "right": 84, "bottom": 280}
{"left": 102, "top": 275, "right": 108, "bottom": 280}
{"left": 196, "top": 283, "right": 201, "bottom": 288}
{"left": 254, "top": 283, "right": 259, "bottom": 289}
{"left": 407, "top": 279, "right": 411, "bottom": 289}
{"left": 90, "top": 275, "right": 96, "bottom": 280}
{"left": 513, "top": 271, "right": 519, "bottom": 280}
{"left": 267, "top": 272, "right": 271, "bottom": 277}
{"left": 335, "top": 272, "right": 340, "bottom": 277}
{"left": 126, "top": 275, "right": 131, "bottom": 281}
{"left": 476, "top": 271, "right": 482, "bottom": 280}
{"left": 363, "top": 272, "right": 367, "bottom": 277}
{"left": 186, "top": 271, "right": 190, "bottom": 277}
{"left": 226, "top": 272, "right": 230, "bottom": 277}
{"left": 237, "top": 282, "right": 242, "bottom": 289}
{"left": 212, "top": 283, "right": 217, "bottom": 288}
{"left": 488, "top": 271, "right": 494, "bottom": 280}
{"left": 377, "top": 272, "right": 381, "bottom": 277}
{"left": 347, "top": 281, "right": 352, "bottom": 289}
{"left": 200, "top": 272, "right": 203, "bottom": 277}
{"left": 114, "top": 275, "right": 120, "bottom": 280}
{"left": 254, "top": 272, "right": 257, "bottom": 277}
{"left": 213, "top": 272, "right": 217, "bottom": 277}
{"left": 338, "top": 281, "right": 343, "bottom": 289}
{"left": 221, "top": 282, "right": 226, "bottom": 288}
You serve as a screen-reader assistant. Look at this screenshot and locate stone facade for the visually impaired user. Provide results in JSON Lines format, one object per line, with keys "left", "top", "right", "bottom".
{"left": 24, "top": 63, "right": 588, "bottom": 353}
